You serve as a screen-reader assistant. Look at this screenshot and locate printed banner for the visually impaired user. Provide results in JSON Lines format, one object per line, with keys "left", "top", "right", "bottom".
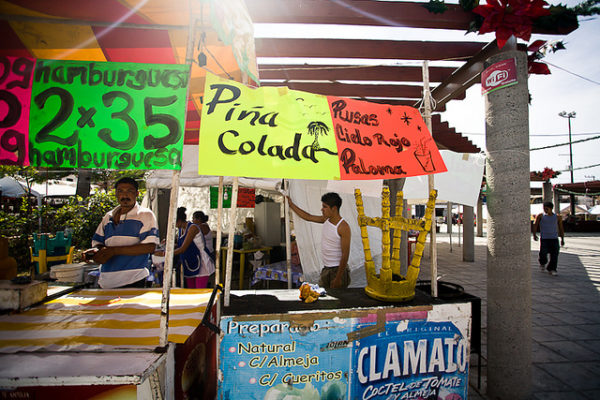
{"left": 218, "top": 303, "right": 470, "bottom": 399}
{"left": 0, "top": 56, "right": 36, "bottom": 166}
{"left": 219, "top": 315, "right": 352, "bottom": 398}
{"left": 352, "top": 318, "right": 469, "bottom": 400}
{"left": 199, "top": 72, "right": 446, "bottom": 180}
{"left": 28, "top": 59, "right": 190, "bottom": 170}
{"left": 210, "top": 186, "right": 256, "bottom": 208}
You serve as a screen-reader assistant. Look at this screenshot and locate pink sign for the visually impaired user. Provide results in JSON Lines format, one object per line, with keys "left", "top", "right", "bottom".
{"left": 481, "top": 58, "right": 518, "bottom": 95}
{"left": 0, "top": 56, "right": 35, "bottom": 165}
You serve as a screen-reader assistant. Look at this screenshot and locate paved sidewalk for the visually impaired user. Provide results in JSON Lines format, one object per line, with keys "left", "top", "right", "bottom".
{"left": 419, "top": 232, "right": 600, "bottom": 399}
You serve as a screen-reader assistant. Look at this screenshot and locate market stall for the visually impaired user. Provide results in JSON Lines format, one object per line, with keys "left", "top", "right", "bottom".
{"left": 219, "top": 288, "right": 471, "bottom": 400}
{"left": 0, "top": 288, "right": 217, "bottom": 399}
{"left": 189, "top": 71, "right": 477, "bottom": 398}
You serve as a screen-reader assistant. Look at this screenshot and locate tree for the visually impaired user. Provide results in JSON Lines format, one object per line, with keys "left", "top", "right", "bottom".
{"left": 307, "top": 121, "right": 330, "bottom": 150}
{"left": 90, "top": 170, "right": 146, "bottom": 192}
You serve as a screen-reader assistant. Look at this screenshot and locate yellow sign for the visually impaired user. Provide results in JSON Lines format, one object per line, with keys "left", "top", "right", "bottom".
{"left": 198, "top": 73, "right": 341, "bottom": 179}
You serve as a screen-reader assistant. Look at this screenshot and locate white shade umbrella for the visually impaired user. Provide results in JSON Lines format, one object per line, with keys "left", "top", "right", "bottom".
{"left": 0, "top": 177, "right": 40, "bottom": 199}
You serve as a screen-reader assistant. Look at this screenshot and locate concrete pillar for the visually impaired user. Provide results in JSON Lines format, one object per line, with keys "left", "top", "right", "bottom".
{"left": 463, "top": 205, "right": 475, "bottom": 262}
{"left": 553, "top": 189, "right": 560, "bottom": 215}
{"left": 75, "top": 169, "right": 92, "bottom": 198}
{"left": 485, "top": 47, "right": 532, "bottom": 399}
{"left": 477, "top": 194, "right": 484, "bottom": 237}
{"left": 542, "top": 181, "right": 553, "bottom": 203}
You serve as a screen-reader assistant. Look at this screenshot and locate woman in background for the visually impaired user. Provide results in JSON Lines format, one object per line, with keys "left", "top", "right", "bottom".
{"left": 174, "top": 207, "right": 214, "bottom": 288}
{"left": 193, "top": 211, "right": 214, "bottom": 258}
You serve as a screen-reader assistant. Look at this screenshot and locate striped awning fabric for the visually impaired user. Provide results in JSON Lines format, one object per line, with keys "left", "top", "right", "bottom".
{"left": 0, "top": 288, "right": 213, "bottom": 353}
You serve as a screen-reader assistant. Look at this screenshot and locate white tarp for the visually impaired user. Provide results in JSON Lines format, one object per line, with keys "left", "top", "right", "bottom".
{"left": 403, "top": 150, "right": 485, "bottom": 207}
{"left": 29, "top": 181, "right": 76, "bottom": 197}
{"left": 289, "top": 179, "right": 383, "bottom": 288}
{"left": 325, "top": 179, "right": 383, "bottom": 198}
{"left": 147, "top": 148, "right": 484, "bottom": 200}
{"left": 147, "top": 145, "right": 483, "bottom": 288}
{"left": 559, "top": 204, "right": 589, "bottom": 216}
{"left": 589, "top": 205, "right": 600, "bottom": 215}
{"left": 145, "top": 145, "right": 280, "bottom": 190}
{"left": 288, "top": 151, "right": 484, "bottom": 288}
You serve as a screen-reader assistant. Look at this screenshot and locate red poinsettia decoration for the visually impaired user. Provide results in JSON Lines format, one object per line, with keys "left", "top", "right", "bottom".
{"left": 473, "top": 0, "right": 551, "bottom": 48}
{"left": 530, "top": 167, "right": 560, "bottom": 181}
{"left": 541, "top": 167, "right": 559, "bottom": 181}
{"left": 527, "top": 40, "right": 551, "bottom": 74}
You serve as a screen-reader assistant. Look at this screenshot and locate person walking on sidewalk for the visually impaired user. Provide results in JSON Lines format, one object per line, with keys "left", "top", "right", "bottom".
{"left": 284, "top": 192, "right": 351, "bottom": 289}
{"left": 533, "top": 201, "right": 565, "bottom": 276}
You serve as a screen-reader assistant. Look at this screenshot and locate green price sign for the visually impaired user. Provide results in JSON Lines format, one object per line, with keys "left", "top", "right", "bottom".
{"left": 29, "top": 59, "right": 190, "bottom": 170}
{"left": 210, "top": 186, "right": 255, "bottom": 209}
{"left": 210, "top": 186, "right": 233, "bottom": 209}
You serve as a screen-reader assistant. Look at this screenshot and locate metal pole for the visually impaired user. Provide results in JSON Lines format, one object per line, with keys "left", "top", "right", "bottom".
{"left": 568, "top": 116, "right": 576, "bottom": 216}
{"left": 559, "top": 111, "right": 576, "bottom": 216}
{"left": 447, "top": 202, "right": 452, "bottom": 253}
{"left": 422, "top": 60, "right": 438, "bottom": 298}
{"left": 284, "top": 180, "right": 292, "bottom": 289}
{"left": 458, "top": 205, "right": 462, "bottom": 247}
{"left": 476, "top": 194, "right": 484, "bottom": 237}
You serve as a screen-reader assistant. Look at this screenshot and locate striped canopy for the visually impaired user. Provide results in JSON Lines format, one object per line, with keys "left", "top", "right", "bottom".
{"left": 0, "top": 288, "right": 213, "bottom": 352}
{"left": 0, "top": 0, "right": 259, "bottom": 145}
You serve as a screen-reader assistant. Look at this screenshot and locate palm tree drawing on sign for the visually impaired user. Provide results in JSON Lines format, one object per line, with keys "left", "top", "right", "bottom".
{"left": 307, "top": 121, "right": 329, "bottom": 150}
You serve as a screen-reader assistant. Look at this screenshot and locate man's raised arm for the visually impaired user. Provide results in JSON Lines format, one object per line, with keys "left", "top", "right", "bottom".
{"left": 286, "top": 196, "right": 326, "bottom": 223}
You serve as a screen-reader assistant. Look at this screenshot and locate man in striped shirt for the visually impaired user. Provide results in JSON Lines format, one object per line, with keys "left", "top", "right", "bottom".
{"left": 86, "top": 177, "right": 159, "bottom": 288}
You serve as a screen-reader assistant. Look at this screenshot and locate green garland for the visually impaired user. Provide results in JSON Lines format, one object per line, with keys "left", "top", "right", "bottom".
{"left": 422, "top": 0, "right": 448, "bottom": 14}
{"left": 421, "top": 0, "right": 600, "bottom": 33}
{"left": 554, "top": 187, "right": 600, "bottom": 196}
{"left": 533, "top": 5, "right": 578, "bottom": 33}
{"left": 571, "top": 0, "right": 600, "bottom": 16}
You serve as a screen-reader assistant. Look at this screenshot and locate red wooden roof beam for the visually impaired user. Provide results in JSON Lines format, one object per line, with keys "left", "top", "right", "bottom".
{"left": 258, "top": 64, "right": 455, "bottom": 83}
{"left": 255, "top": 38, "right": 485, "bottom": 61}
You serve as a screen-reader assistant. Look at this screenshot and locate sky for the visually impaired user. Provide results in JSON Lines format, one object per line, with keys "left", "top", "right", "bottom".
{"left": 446, "top": 0, "right": 600, "bottom": 186}
{"left": 254, "top": 0, "right": 600, "bottom": 187}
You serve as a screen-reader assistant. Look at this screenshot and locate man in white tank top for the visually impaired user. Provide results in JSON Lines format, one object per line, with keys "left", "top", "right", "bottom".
{"left": 286, "top": 192, "right": 351, "bottom": 289}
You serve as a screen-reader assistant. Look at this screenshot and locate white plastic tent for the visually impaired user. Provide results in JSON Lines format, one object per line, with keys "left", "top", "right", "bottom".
{"left": 289, "top": 151, "right": 485, "bottom": 287}
{"left": 146, "top": 145, "right": 280, "bottom": 191}
{"left": 152, "top": 147, "right": 485, "bottom": 289}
